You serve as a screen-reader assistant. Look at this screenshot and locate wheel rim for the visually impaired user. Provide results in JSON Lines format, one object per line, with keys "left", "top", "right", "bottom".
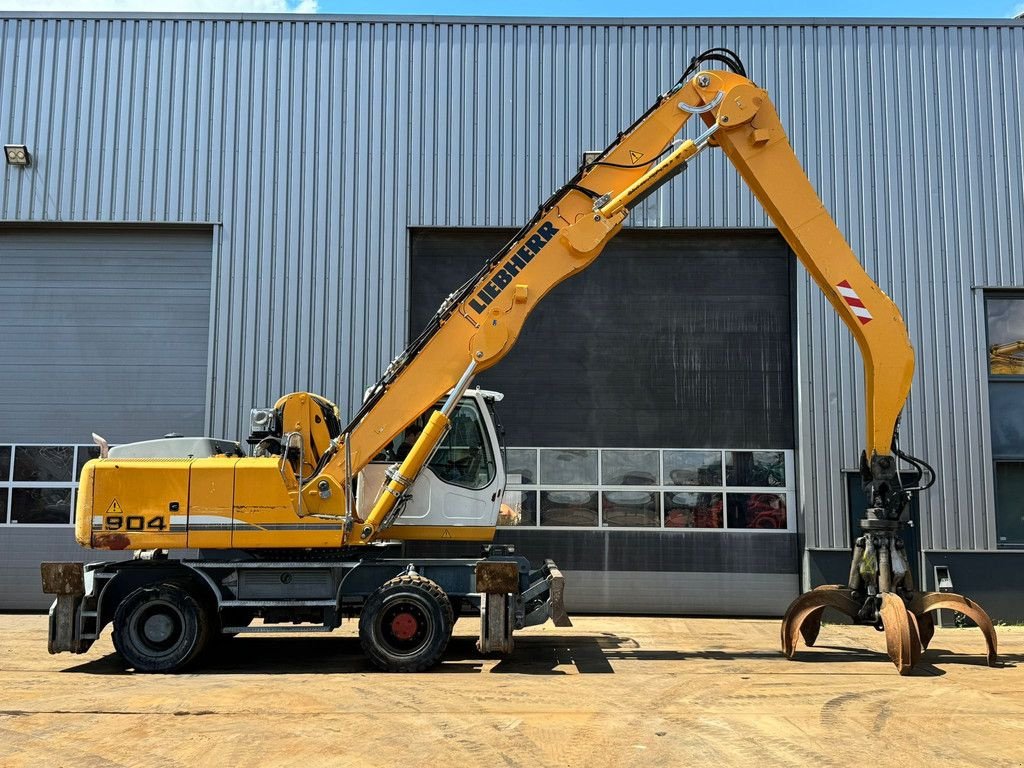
{"left": 128, "top": 599, "right": 188, "bottom": 658}
{"left": 376, "top": 596, "right": 434, "bottom": 657}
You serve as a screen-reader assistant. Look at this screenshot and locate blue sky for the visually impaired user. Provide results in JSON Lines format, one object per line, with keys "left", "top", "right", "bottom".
{"left": 9, "top": 0, "right": 1024, "bottom": 17}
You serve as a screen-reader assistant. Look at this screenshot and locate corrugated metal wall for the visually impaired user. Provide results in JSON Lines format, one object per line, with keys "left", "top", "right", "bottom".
{"left": 2, "top": 15, "right": 1022, "bottom": 551}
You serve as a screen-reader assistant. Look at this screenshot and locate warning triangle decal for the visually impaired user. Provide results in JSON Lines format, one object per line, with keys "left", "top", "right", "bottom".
{"left": 105, "top": 499, "right": 125, "bottom": 516}
{"left": 629, "top": 150, "right": 644, "bottom": 164}
{"left": 441, "top": 528, "right": 452, "bottom": 539}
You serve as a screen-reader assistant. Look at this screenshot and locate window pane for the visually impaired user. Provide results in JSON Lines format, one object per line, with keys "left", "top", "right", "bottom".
{"left": 601, "top": 449, "right": 659, "bottom": 485}
{"left": 14, "top": 446, "right": 75, "bottom": 483}
{"left": 427, "top": 402, "right": 496, "bottom": 489}
{"left": 987, "top": 298, "right": 1024, "bottom": 375}
{"left": 76, "top": 445, "right": 101, "bottom": 474}
{"left": 726, "top": 492, "right": 787, "bottom": 529}
{"left": 505, "top": 448, "right": 537, "bottom": 485}
{"left": 10, "top": 488, "right": 72, "bottom": 524}
{"left": 602, "top": 490, "right": 659, "bottom": 527}
{"left": 539, "top": 490, "right": 598, "bottom": 526}
{"left": 539, "top": 449, "right": 598, "bottom": 485}
{"left": 0, "top": 445, "right": 11, "bottom": 481}
{"left": 498, "top": 489, "right": 536, "bottom": 526}
{"left": 664, "top": 450, "right": 722, "bottom": 486}
{"left": 1, "top": 489, "right": 8, "bottom": 523}
{"left": 725, "top": 451, "right": 786, "bottom": 487}
{"left": 989, "top": 381, "right": 1024, "bottom": 457}
{"left": 996, "top": 462, "right": 1024, "bottom": 546}
{"left": 664, "top": 491, "right": 723, "bottom": 528}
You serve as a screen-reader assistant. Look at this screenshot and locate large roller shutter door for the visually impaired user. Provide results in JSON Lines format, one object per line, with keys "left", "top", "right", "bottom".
{"left": 0, "top": 226, "right": 213, "bottom": 443}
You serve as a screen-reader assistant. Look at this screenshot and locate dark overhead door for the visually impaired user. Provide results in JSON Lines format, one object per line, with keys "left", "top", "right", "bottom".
{"left": 0, "top": 226, "right": 213, "bottom": 443}
{"left": 411, "top": 228, "right": 798, "bottom": 616}
{"left": 410, "top": 228, "right": 794, "bottom": 449}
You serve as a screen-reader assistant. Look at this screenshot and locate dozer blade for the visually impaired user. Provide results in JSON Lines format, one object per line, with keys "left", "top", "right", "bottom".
{"left": 909, "top": 591, "right": 998, "bottom": 666}
{"left": 878, "top": 592, "right": 922, "bottom": 675}
{"left": 781, "top": 585, "right": 861, "bottom": 659}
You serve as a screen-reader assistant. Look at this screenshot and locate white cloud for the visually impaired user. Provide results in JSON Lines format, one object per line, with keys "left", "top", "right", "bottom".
{"left": 1012, "top": 2, "right": 1024, "bottom": 17}
{"left": 1, "top": 0, "right": 319, "bottom": 12}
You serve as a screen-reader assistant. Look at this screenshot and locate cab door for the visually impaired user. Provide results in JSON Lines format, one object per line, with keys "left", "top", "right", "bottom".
{"left": 357, "top": 394, "right": 505, "bottom": 538}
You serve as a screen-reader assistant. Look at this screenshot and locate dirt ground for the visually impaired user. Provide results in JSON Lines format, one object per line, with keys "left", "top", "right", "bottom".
{"left": 1, "top": 613, "right": 1022, "bottom": 768}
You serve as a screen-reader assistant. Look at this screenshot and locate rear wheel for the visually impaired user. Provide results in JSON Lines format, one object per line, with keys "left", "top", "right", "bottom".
{"left": 359, "top": 573, "right": 454, "bottom": 672}
{"left": 112, "top": 583, "right": 210, "bottom": 673}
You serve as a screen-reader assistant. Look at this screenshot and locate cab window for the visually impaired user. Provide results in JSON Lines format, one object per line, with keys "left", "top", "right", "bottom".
{"left": 381, "top": 401, "right": 496, "bottom": 490}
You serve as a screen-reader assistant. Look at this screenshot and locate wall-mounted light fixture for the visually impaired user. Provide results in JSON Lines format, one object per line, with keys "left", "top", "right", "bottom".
{"left": 4, "top": 144, "right": 31, "bottom": 167}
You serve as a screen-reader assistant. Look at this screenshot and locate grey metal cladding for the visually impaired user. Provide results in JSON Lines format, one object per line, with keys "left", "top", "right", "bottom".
{"left": 1, "top": 17, "right": 1022, "bottom": 551}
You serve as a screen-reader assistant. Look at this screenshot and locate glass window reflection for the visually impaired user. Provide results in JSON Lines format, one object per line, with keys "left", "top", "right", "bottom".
{"left": 505, "top": 448, "right": 537, "bottom": 485}
{"left": 0, "top": 445, "right": 11, "bottom": 480}
{"left": 725, "top": 451, "right": 786, "bottom": 487}
{"left": 11, "top": 488, "right": 73, "bottom": 524}
{"left": 664, "top": 492, "right": 723, "bottom": 528}
{"left": 540, "top": 490, "right": 598, "bottom": 526}
{"left": 601, "top": 449, "right": 659, "bottom": 486}
{"left": 498, "top": 489, "right": 536, "bottom": 527}
{"left": 664, "top": 450, "right": 722, "bottom": 486}
{"left": 13, "top": 446, "right": 74, "bottom": 483}
{"left": 726, "top": 492, "right": 787, "bottom": 529}
{"left": 987, "top": 298, "right": 1024, "bottom": 376}
{"left": 540, "top": 449, "right": 598, "bottom": 486}
{"left": 602, "top": 490, "right": 659, "bottom": 527}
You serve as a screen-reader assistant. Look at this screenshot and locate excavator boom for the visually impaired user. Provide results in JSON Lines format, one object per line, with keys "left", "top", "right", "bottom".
{"left": 304, "top": 60, "right": 917, "bottom": 542}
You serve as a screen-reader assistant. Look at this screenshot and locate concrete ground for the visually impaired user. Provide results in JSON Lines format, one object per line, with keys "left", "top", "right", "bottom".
{"left": 1, "top": 614, "right": 1022, "bottom": 767}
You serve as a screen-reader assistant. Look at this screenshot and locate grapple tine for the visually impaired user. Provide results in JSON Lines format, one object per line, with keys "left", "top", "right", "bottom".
{"left": 916, "top": 609, "right": 935, "bottom": 650}
{"left": 906, "top": 610, "right": 924, "bottom": 667}
{"left": 781, "top": 585, "right": 860, "bottom": 659}
{"left": 799, "top": 606, "right": 826, "bottom": 648}
{"left": 910, "top": 592, "right": 998, "bottom": 666}
{"left": 879, "top": 592, "right": 921, "bottom": 675}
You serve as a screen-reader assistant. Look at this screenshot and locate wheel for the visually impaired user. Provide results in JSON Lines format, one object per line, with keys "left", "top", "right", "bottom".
{"left": 359, "top": 573, "right": 454, "bottom": 672}
{"left": 112, "top": 582, "right": 210, "bottom": 673}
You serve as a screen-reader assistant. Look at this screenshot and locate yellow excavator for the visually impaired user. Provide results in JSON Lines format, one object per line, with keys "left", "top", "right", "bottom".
{"left": 43, "top": 48, "right": 996, "bottom": 674}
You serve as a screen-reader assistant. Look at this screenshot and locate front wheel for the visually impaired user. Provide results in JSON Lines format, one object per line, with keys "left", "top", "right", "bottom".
{"left": 112, "top": 583, "right": 210, "bottom": 673}
{"left": 359, "top": 573, "right": 454, "bottom": 672}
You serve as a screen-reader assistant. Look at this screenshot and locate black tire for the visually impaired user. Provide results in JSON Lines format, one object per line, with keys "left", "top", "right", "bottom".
{"left": 112, "top": 582, "right": 210, "bottom": 673}
{"left": 359, "top": 573, "right": 454, "bottom": 672}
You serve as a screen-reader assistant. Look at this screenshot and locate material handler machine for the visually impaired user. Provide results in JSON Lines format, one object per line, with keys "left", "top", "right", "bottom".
{"left": 43, "top": 49, "right": 997, "bottom": 675}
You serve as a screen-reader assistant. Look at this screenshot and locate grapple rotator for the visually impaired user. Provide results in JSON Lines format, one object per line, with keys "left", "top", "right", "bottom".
{"left": 782, "top": 449, "right": 998, "bottom": 674}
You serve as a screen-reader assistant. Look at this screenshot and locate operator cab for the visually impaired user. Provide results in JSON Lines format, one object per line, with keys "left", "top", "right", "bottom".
{"left": 357, "top": 388, "right": 506, "bottom": 536}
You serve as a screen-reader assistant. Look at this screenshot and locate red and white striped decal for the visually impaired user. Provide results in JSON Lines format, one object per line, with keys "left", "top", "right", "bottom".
{"left": 835, "top": 280, "right": 874, "bottom": 325}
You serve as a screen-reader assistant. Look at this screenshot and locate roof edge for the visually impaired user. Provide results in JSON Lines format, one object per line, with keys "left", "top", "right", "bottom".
{"left": 0, "top": 12, "right": 1021, "bottom": 27}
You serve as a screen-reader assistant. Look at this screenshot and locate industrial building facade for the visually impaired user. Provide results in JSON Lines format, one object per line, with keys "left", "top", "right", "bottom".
{"left": 1, "top": 14, "right": 1022, "bottom": 616}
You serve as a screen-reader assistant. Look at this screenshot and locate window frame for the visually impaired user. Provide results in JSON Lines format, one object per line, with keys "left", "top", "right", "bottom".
{"left": 501, "top": 446, "right": 796, "bottom": 532}
{"left": 984, "top": 291, "right": 1024, "bottom": 548}
{"left": 426, "top": 399, "right": 498, "bottom": 491}
{"left": 0, "top": 442, "right": 100, "bottom": 527}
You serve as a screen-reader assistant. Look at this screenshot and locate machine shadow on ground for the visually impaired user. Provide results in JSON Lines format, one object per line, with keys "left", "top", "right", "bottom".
{"left": 57, "top": 631, "right": 1017, "bottom": 677}
{"left": 57, "top": 632, "right": 781, "bottom": 676}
